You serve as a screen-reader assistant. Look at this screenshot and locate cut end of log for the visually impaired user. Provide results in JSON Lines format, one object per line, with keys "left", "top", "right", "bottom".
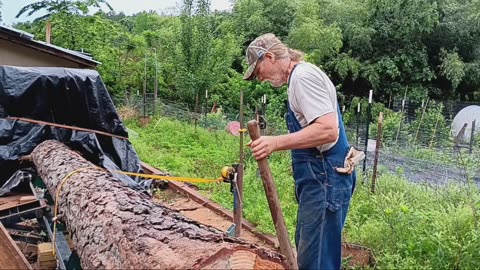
{"left": 19, "top": 155, "right": 32, "bottom": 163}
{"left": 192, "top": 247, "right": 286, "bottom": 270}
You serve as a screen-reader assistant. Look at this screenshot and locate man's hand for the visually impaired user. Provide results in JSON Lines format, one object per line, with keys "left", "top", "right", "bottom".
{"left": 247, "top": 136, "right": 278, "bottom": 160}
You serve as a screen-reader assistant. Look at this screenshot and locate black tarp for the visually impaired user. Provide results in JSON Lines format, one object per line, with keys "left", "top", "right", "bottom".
{"left": 0, "top": 66, "right": 150, "bottom": 194}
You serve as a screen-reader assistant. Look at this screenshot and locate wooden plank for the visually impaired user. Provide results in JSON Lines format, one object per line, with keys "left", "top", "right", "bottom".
{"left": 7, "top": 117, "right": 128, "bottom": 140}
{"left": 0, "top": 194, "right": 37, "bottom": 211}
{"left": 0, "top": 222, "right": 33, "bottom": 270}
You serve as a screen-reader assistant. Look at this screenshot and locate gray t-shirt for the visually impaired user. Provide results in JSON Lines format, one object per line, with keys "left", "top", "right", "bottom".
{"left": 288, "top": 62, "right": 339, "bottom": 152}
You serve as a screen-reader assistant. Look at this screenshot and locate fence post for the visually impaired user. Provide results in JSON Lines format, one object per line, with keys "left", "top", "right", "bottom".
{"left": 356, "top": 103, "right": 360, "bottom": 147}
{"left": 204, "top": 90, "right": 208, "bottom": 127}
{"left": 469, "top": 119, "right": 476, "bottom": 154}
{"left": 363, "top": 90, "right": 373, "bottom": 172}
{"left": 235, "top": 90, "right": 244, "bottom": 237}
{"left": 194, "top": 94, "right": 199, "bottom": 130}
{"left": 143, "top": 53, "right": 147, "bottom": 118}
{"left": 394, "top": 99, "right": 405, "bottom": 147}
{"left": 371, "top": 112, "right": 384, "bottom": 193}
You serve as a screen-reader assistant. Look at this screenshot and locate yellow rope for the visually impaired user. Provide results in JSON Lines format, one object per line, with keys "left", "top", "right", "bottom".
{"left": 112, "top": 171, "right": 222, "bottom": 184}
{"left": 51, "top": 167, "right": 222, "bottom": 256}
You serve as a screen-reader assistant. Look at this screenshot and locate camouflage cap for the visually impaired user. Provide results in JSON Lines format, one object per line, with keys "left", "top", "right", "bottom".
{"left": 243, "top": 33, "right": 281, "bottom": 80}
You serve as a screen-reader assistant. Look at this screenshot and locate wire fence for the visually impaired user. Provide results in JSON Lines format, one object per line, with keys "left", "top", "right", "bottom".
{"left": 114, "top": 94, "right": 480, "bottom": 188}
{"left": 346, "top": 97, "right": 480, "bottom": 188}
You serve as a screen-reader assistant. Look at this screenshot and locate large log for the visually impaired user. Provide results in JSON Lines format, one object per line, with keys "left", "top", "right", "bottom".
{"left": 31, "top": 140, "right": 286, "bottom": 269}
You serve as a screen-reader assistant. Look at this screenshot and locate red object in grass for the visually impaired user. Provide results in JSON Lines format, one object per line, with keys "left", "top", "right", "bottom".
{"left": 227, "top": 121, "right": 241, "bottom": 136}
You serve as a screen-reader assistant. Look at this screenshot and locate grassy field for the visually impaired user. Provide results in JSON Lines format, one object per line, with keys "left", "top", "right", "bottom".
{"left": 125, "top": 116, "right": 480, "bottom": 269}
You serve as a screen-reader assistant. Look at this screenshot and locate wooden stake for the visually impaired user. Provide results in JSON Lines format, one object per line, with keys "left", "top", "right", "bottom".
{"left": 371, "top": 112, "right": 383, "bottom": 193}
{"left": 469, "top": 120, "right": 476, "bottom": 154}
{"left": 247, "top": 120, "right": 298, "bottom": 270}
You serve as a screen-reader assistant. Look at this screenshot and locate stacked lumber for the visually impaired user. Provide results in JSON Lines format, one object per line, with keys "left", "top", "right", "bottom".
{"left": 37, "top": 243, "right": 56, "bottom": 269}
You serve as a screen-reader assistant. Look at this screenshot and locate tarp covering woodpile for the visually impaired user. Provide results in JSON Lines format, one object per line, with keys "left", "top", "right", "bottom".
{"left": 0, "top": 66, "right": 149, "bottom": 195}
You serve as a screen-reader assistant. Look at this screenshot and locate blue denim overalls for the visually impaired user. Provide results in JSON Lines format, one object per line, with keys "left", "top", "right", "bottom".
{"left": 286, "top": 71, "right": 356, "bottom": 269}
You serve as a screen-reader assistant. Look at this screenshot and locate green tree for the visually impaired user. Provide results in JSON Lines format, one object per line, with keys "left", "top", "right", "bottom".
{"left": 176, "top": 0, "right": 242, "bottom": 108}
{"left": 232, "top": 0, "right": 295, "bottom": 44}
{"left": 16, "top": 0, "right": 113, "bottom": 21}
{"left": 288, "top": 0, "right": 343, "bottom": 64}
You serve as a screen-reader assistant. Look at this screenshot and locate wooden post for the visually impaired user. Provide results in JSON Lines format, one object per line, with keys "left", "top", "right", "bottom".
{"left": 371, "top": 112, "right": 383, "bottom": 193}
{"left": 194, "top": 94, "right": 199, "bottom": 130}
{"left": 469, "top": 120, "right": 476, "bottom": 154}
{"left": 204, "top": 90, "right": 208, "bottom": 127}
{"left": 394, "top": 100, "right": 405, "bottom": 147}
{"left": 0, "top": 223, "right": 33, "bottom": 269}
{"left": 46, "top": 21, "right": 52, "bottom": 44}
{"left": 143, "top": 53, "right": 147, "bottom": 118}
{"left": 235, "top": 90, "right": 244, "bottom": 237}
{"left": 247, "top": 121, "right": 298, "bottom": 270}
{"left": 154, "top": 48, "right": 158, "bottom": 117}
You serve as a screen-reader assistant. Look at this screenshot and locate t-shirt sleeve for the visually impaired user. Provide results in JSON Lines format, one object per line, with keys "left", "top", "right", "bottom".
{"left": 292, "top": 73, "right": 335, "bottom": 125}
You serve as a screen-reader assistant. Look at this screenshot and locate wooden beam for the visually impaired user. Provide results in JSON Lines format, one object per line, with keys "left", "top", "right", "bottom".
{"left": 0, "top": 222, "right": 33, "bottom": 270}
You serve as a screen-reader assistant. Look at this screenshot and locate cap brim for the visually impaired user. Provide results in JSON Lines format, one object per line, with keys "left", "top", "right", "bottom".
{"left": 243, "top": 61, "right": 258, "bottom": 80}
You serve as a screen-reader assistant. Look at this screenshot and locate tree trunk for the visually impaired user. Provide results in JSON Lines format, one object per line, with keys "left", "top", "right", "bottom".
{"left": 31, "top": 140, "right": 285, "bottom": 269}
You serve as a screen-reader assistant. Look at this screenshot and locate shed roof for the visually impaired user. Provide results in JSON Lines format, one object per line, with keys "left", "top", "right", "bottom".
{"left": 0, "top": 24, "right": 100, "bottom": 68}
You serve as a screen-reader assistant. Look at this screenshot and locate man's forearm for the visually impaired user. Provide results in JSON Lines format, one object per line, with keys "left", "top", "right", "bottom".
{"left": 275, "top": 123, "right": 337, "bottom": 151}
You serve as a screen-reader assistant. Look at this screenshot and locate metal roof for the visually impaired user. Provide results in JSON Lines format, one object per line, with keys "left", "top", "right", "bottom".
{"left": 0, "top": 24, "right": 100, "bottom": 66}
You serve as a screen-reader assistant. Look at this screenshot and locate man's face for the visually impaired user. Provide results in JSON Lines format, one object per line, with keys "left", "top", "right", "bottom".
{"left": 253, "top": 53, "right": 286, "bottom": 88}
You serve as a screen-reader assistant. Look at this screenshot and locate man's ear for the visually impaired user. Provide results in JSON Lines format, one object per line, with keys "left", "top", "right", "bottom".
{"left": 264, "top": 52, "right": 275, "bottom": 62}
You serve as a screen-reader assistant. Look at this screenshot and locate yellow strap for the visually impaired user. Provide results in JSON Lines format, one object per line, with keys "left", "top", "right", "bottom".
{"left": 238, "top": 128, "right": 247, "bottom": 133}
{"left": 112, "top": 170, "right": 222, "bottom": 184}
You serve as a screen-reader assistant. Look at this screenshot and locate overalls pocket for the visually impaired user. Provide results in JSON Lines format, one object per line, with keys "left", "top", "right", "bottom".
{"left": 324, "top": 158, "right": 355, "bottom": 213}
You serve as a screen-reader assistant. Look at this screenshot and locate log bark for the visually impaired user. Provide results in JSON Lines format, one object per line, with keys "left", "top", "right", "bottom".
{"left": 31, "top": 140, "right": 285, "bottom": 269}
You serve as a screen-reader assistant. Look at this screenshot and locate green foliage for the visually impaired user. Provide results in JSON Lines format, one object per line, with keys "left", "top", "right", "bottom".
{"left": 440, "top": 48, "right": 466, "bottom": 91}
{"left": 369, "top": 110, "right": 407, "bottom": 146}
{"left": 288, "top": 0, "right": 343, "bottom": 64}
{"left": 16, "top": 0, "right": 113, "bottom": 21}
{"left": 408, "top": 101, "right": 451, "bottom": 147}
{"left": 348, "top": 173, "right": 480, "bottom": 269}
{"left": 232, "top": 0, "right": 295, "bottom": 42}
{"left": 125, "top": 116, "right": 238, "bottom": 179}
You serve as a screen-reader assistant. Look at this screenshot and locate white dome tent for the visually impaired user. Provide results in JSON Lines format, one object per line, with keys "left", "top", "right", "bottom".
{"left": 451, "top": 105, "right": 480, "bottom": 143}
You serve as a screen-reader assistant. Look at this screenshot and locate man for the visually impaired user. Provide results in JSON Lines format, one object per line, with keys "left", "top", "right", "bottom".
{"left": 244, "top": 33, "right": 359, "bottom": 270}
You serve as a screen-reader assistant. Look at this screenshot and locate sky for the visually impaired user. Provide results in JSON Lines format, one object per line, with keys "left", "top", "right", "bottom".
{"left": 1, "top": 0, "right": 233, "bottom": 26}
